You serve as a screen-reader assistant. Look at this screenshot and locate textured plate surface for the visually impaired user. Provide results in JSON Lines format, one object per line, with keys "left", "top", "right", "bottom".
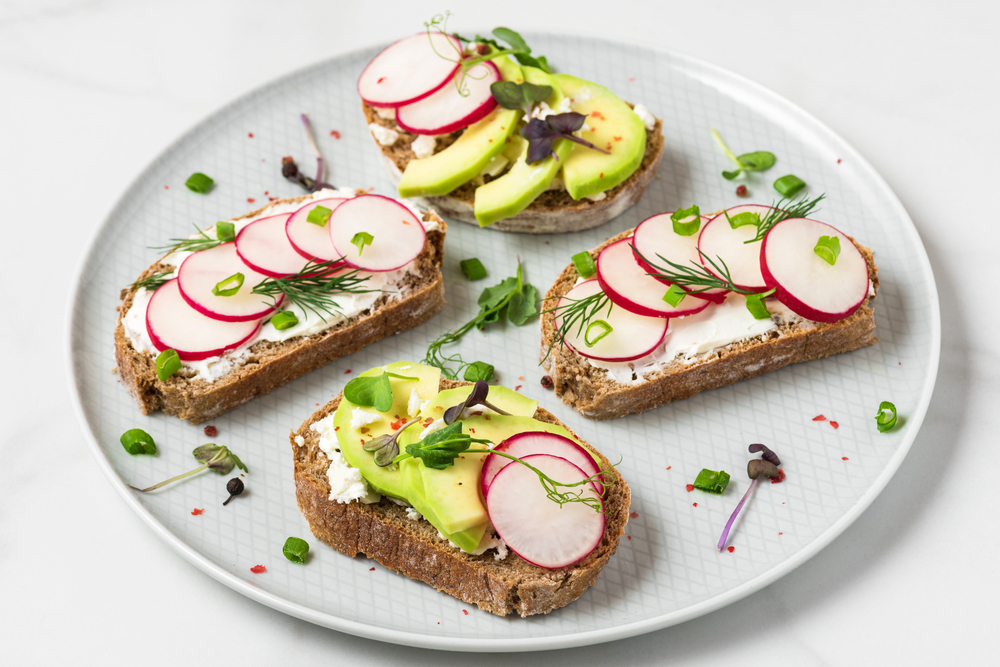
{"left": 67, "top": 33, "right": 939, "bottom": 651}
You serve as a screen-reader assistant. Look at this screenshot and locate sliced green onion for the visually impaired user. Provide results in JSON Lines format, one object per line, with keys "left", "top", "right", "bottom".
{"left": 306, "top": 205, "right": 333, "bottom": 227}
{"left": 120, "top": 428, "right": 157, "bottom": 456}
{"left": 662, "top": 284, "right": 687, "bottom": 307}
{"left": 271, "top": 310, "right": 299, "bottom": 330}
{"left": 726, "top": 210, "right": 760, "bottom": 229}
{"left": 671, "top": 205, "right": 701, "bottom": 236}
{"left": 212, "top": 272, "right": 244, "bottom": 297}
{"left": 216, "top": 221, "right": 235, "bottom": 243}
{"left": 155, "top": 349, "right": 181, "bottom": 381}
{"left": 874, "top": 400, "right": 898, "bottom": 433}
{"left": 584, "top": 319, "right": 613, "bottom": 347}
{"left": 185, "top": 172, "right": 214, "bottom": 193}
{"left": 463, "top": 361, "right": 495, "bottom": 382}
{"left": 571, "top": 251, "right": 596, "bottom": 279}
{"left": 351, "top": 232, "right": 374, "bottom": 256}
{"left": 814, "top": 235, "right": 841, "bottom": 265}
{"left": 774, "top": 174, "right": 806, "bottom": 197}
{"left": 282, "top": 537, "right": 310, "bottom": 564}
{"left": 460, "top": 258, "right": 487, "bottom": 281}
{"left": 693, "top": 468, "right": 730, "bottom": 494}
{"left": 744, "top": 288, "right": 776, "bottom": 320}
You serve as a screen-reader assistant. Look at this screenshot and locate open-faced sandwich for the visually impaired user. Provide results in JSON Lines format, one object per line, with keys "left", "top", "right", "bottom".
{"left": 541, "top": 199, "right": 879, "bottom": 419}
{"left": 291, "top": 361, "right": 630, "bottom": 616}
{"left": 358, "top": 20, "right": 664, "bottom": 233}
{"left": 115, "top": 190, "right": 446, "bottom": 423}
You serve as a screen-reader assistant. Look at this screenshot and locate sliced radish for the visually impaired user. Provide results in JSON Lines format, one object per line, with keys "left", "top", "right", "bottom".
{"left": 481, "top": 432, "right": 601, "bottom": 494}
{"left": 329, "top": 194, "right": 426, "bottom": 272}
{"left": 285, "top": 198, "right": 348, "bottom": 262}
{"left": 698, "top": 205, "right": 774, "bottom": 292}
{"left": 632, "top": 213, "right": 728, "bottom": 303}
{"left": 395, "top": 60, "right": 500, "bottom": 135}
{"left": 486, "top": 454, "right": 605, "bottom": 569}
{"left": 357, "top": 32, "right": 462, "bottom": 108}
{"left": 235, "top": 213, "right": 308, "bottom": 278}
{"left": 555, "top": 280, "right": 668, "bottom": 362}
{"left": 597, "top": 238, "right": 712, "bottom": 319}
{"left": 761, "top": 217, "right": 870, "bottom": 323}
{"left": 177, "top": 243, "right": 280, "bottom": 322}
{"left": 146, "top": 279, "right": 260, "bottom": 361}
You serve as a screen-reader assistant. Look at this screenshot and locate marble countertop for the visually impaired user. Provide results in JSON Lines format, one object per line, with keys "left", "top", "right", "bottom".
{"left": 2, "top": 1, "right": 996, "bottom": 664}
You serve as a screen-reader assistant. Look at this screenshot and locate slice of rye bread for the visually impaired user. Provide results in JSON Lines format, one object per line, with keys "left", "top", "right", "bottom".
{"left": 540, "top": 228, "right": 880, "bottom": 420}
{"left": 291, "top": 378, "right": 631, "bottom": 617}
{"left": 363, "top": 102, "right": 665, "bottom": 234}
{"left": 114, "top": 194, "right": 447, "bottom": 424}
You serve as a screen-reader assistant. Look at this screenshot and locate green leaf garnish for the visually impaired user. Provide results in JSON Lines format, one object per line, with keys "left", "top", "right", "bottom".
{"left": 351, "top": 232, "right": 374, "bottom": 256}
{"left": 460, "top": 258, "right": 487, "bottom": 281}
{"left": 306, "top": 205, "right": 333, "bottom": 227}
{"left": 874, "top": 401, "right": 898, "bottom": 433}
{"left": 120, "top": 429, "right": 157, "bottom": 456}
{"left": 463, "top": 361, "right": 495, "bottom": 382}
{"left": 725, "top": 210, "right": 760, "bottom": 229}
{"left": 212, "top": 272, "right": 245, "bottom": 297}
{"left": 693, "top": 468, "right": 731, "bottom": 494}
{"left": 671, "top": 206, "right": 701, "bottom": 236}
{"left": 571, "top": 251, "right": 597, "bottom": 279}
{"left": 216, "top": 222, "right": 236, "bottom": 243}
{"left": 774, "top": 174, "right": 806, "bottom": 197}
{"left": 744, "top": 288, "right": 776, "bottom": 320}
{"left": 711, "top": 130, "right": 776, "bottom": 180}
{"left": 129, "top": 444, "right": 248, "bottom": 493}
{"left": 283, "top": 537, "right": 310, "bottom": 564}
{"left": 662, "top": 284, "right": 688, "bottom": 307}
{"left": 185, "top": 172, "right": 214, "bottom": 194}
{"left": 813, "top": 235, "right": 841, "bottom": 265}
{"left": 507, "top": 283, "right": 538, "bottom": 326}
{"left": 343, "top": 371, "right": 419, "bottom": 413}
{"left": 155, "top": 349, "right": 181, "bottom": 381}
{"left": 584, "top": 319, "right": 613, "bottom": 347}
{"left": 270, "top": 310, "right": 299, "bottom": 330}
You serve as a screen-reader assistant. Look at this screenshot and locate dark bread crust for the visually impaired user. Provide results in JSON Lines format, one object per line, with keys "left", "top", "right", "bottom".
{"left": 114, "top": 195, "right": 447, "bottom": 424}
{"left": 291, "top": 378, "right": 631, "bottom": 617}
{"left": 540, "top": 229, "right": 880, "bottom": 419}
{"left": 364, "top": 101, "right": 665, "bottom": 233}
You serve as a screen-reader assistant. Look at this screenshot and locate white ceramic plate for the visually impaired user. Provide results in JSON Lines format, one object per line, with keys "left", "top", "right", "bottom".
{"left": 67, "top": 33, "right": 939, "bottom": 652}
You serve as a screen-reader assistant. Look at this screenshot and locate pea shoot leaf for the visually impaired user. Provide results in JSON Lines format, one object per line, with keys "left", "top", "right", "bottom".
{"left": 343, "top": 372, "right": 394, "bottom": 412}
{"left": 507, "top": 283, "right": 538, "bottom": 325}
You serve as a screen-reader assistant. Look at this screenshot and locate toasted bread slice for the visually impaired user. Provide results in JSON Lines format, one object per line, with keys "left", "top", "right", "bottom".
{"left": 540, "top": 229, "right": 879, "bottom": 419}
{"left": 291, "top": 378, "right": 631, "bottom": 617}
{"left": 364, "top": 102, "right": 665, "bottom": 234}
{"left": 114, "top": 194, "right": 447, "bottom": 424}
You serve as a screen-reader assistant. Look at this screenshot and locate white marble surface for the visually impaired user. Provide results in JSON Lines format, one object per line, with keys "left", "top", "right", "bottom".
{"left": 2, "top": 0, "right": 996, "bottom": 663}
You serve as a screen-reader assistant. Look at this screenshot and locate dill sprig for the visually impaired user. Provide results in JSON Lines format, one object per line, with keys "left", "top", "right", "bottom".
{"left": 149, "top": 224, "right": 224, "bottom": 255}
{"left": 541, "top": 291, "right": 612, "bottom": 363}
{"left": 630, "top": 244, "right": 757, "bottom": 296}
{"left": 251, "top": 258, "right": 377, "bottom": 321}
{"left": 746, "top": 194, "right": 825, "bottom": 244}
{"left": 129, "top": 271, "right": 172, "bottom": 293}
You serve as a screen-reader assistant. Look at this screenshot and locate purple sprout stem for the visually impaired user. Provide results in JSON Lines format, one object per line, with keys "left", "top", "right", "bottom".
{"left": 718, "top": 477, "right": 759, "bottom": 552}
{"left": 300, "top": 113, "right": 324, "bottom": 184}
{"left": 561, "top": 133, "right": 611, "bottom": 154}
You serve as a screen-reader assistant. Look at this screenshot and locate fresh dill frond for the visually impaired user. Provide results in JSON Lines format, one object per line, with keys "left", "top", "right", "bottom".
{"left": 746, "top": 194, "right": 826, "bottom": 244}
{"left": 129, "top": 271, "right": 172, "bottom": 293}
{"left": 150, "top": 224, "right": 223, "bottom": 254}
{"left": 251, "top": 258, "right": 377, "bottom": 321}
{"left": 540, "top": 291, "right": 612, "bottom": 363}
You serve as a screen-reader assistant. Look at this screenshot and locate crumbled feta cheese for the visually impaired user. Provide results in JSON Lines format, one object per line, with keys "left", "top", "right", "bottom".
{"left": 410, "top": 134, "right": 437, "bottom": 159}
{"left": 309, "top": 415, "right": 380, "bottom": 504}
{"left": 479, "top": 154, "right": 509, "bottom": 178}
{"left": 294, "top": 435, "right": 305, "bottom": 447}
{"left": 585, "top": 191, "right": 607, "bottom": 202}
{"left": 350, "top": 408, "right": 382, "bottom": 431}
{"left": 572, "top": 87, "right": 592, "bottom": 104}
{"left": 407, "top": 388, "right": 423, "bottom": 418}
{"left": 405, "top": 507, "right": 422, "bottom": 521}
{"left": 369, "top": 123, "right": 399, "bottom": 146}
{"left": 419, "top": 399, "right": 430, "bottom": 412}
{"left": 632, "top": 103, "right": 656, "bottom": 131}
{"left": 374, "top": 106, "right": 396, "bottom": 120}
{"left": 524, "top": 100, "right": 564, "bottom": 123}
{"left": 581, "top": 123, "right": 591, "bottom": 132}
{"left": 419, "top": 418, "right": 445, "bottom": 439}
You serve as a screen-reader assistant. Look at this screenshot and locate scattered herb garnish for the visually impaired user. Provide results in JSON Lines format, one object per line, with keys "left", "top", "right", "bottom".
{"left": 282, "top": 114, "right": 335, "bottom": 193}
{"left": 671, "top": 206, "right": 702, "bottom": 236}
{"left": 584, "top": 319, "right": 613, "bottom": 347}
{"left": 129, "top": 444, "right": 248, "bottom": 493}
{"left": 129, "top": 271, "right": 171, "bottom": 293}
{"left": 155, "top": 349, "right": 181, "bottom": 381}
{"left": 459, "top": 258, "right": 487, "bottom": 281}
{"left": 120, "top": 428, "right": 156, "bottom": 456}
{"left": 693, "top": 468, "right": 731, "bottom": 494}
{"left": 223, "top": 477, "right": 244, "bottom": 505}
{"left": 270, "top": 310, "right": 299, "bottom": 330}
{"left": 351, "top": 231, "right": 374, "bottom": 256}
{"left": 662, "top": 283, "right": 688, "bottom": 307}
{"left": 725, "top": 210, "right": 760, "bottom": 229}
{"left": 442, "top": 379, "right": 512, "bottom": 425}
{"left": 744, "top": 194, "right": 825, "bottom": 244}
{"left": 571, "top": 251, "right": 596, "bottom": 279}
{"left": 490, "top": 80, "right": 552, "bottom": 118}
{"left": 463, "top": 361, "right": 495, "bottom": 382}
{"left": 542, "top": 291, "right": 612, "bottom": 363}
{"left": 185, "top": 172, "right": 215, "bottom": 194}
{"left": 744, "top": 288, "right": 777, "bottom": 320}
{"left": 307, "top": 205, "right": 333, "bottom": 227}
{"left": 428, "top": 13, "right": 553, "bottom": 78}
{"left": 150, "top": 222, "right": 231, "bottom": 255}
{"left": 521, "top": 112, "right": 610, "bottom": 164}
{"left": 814, "top": 235, "right": 841, "bottom": 265}
{"left": 283, "top": 537, "right": 310, "bottom": 564}
{"left": 216, "top": 221, "right": 235, "bottom": 242}
{"left": 344, "top": 371, "right": 420, "bottom": 413}
{"left": 711, "top": 129, "right": 776, "bottom": 180}
{"left": 212, "top": 272, "right": 245, "bottom": 297}
{"left": 874, "top": 400, "right": 898, "bottom": 433}
{"left": 251, "top": 258, "right": 375, "bottom": 321}
{"left": 718, "top": 444, "right": 781, "bottom": 552}
{"left": 774, "top": 174, "right": 807, "bottom": 197}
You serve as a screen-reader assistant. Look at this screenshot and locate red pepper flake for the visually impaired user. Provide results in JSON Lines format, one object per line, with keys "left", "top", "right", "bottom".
{"left": 515, "top": 385, "right": 522, "bottom": 391}
{"left": 377, "top": 77, "right": 386, "bottom": 84}
{"left": 830, "top": 421, "right": 840, "bottom": 430}
{"left": 422, "top": 418, "right": 434, "bottom": 426}
{"left": 334, "top": 426, "right": 340, "bottom": 431}
{"left": 330, "top": 130, "right": 341, "bottom": 139}
{"left": 164, "top": 185, "right": 169, "bottom": 189}
{"left": 264, "top": 190, "right": 269, "bottom": 195}
{"left": 736, "top": 184, "right": 748, "bottom": 197}
{"left": 488, "top": 138, "right": 493, "bottom": 143}
{"left": 628, "top": 76, "right": 636, "bottom": 82}
{"left": 599, "top": 172, "right": 605, "bottom": 178}
{"left": 590, "top": 110, "right": 606, "bottom": 120}
{"left": 518, "top": 376, "right": 525, "bottom": 381}
{"left": 779, "top": 532, "right": 783, "bottom": 535}
{"left": 685, "top": 484, "right": 694, "bottom": 492}
{"left": 315, "top": 403, "right": 320, "bottom": 406}
{"left": 727, "top": 546, "right": 735, "bottom": 553}
{"left": 692, "top": 502, "right": 698, "bottom": 507}
{"left": 627, "top": 535, "right": 632, "bottom": 541}
{"left": 344, "top": 369, "right": 352, "bottom": 374}
{"left": 613, "top": 136, "right": 622, "bottom": 141}
{"left": 470, "top": 428, "right": 476, "bottom": 434}
{"left": 191, "top": 508, "right": 204, "bottom": 516}
{"left": 812, "top": 414, "right": 826, "bottom": 421}
{"left": 629, "top": 511, "right": 639, "bottom": 519}
{"left": 250, "top": 564, "right": 266, "bottom": 574}
{"left": 390, "top": 420, "right": 402, "bottom": 430}
{"left": 203, "top": 425, "right": 217, "bottom": 437}
{"left": 369, "top": 567, "right": 375, "bottom": 571}
{"left": 837, "top": 158, "right": 842, "bottom": 164}
{"left": 248, "top": 132, "right": 254, "bottom": 138}
{"left": 462, "top": 609, "right": 469, "bottom": 615}
{"left": 842, "top": 456, "right": 849, "bottom": 461}
{"left": 666, "top": 466, "right": 672, "bottom": 470}
{"left": 247, "top": 198, "right": 256, "bottom": 203}
{"left": 484, "top": 414, "right": 491, "bottom": 420}
{"left": 770, "top": 468, "right": 786, "bottom": 484}
{"left": 268, "top": 197, "right": 278, "bottom": 201}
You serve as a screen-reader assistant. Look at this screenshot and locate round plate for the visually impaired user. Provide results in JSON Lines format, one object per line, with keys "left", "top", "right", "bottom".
{"left": 67, "top": 33, "right": 939, "bottom": 652}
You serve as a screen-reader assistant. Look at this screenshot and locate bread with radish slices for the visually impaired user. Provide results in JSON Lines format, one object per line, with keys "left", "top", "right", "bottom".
{"left": 115, "top": 191, "right": 446, "bottom": 424}
{"left": 541, "top": 206, "right": 879, "bottom": 419}
{"left": 290, "top": 376, "right": 630, "bottom": 617}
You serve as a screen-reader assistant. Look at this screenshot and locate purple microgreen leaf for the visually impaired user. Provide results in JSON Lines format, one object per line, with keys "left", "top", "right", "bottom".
{"left": 747, "top": 459, "right": 779, "bottom": 480}
{"left": 748, "top": 443, "right": 781, "bottom": 466}
{"left": 718, "top": 477, "right": 759, "bottom": 552}
{"left": 546, "top": 111, "right": 586, "bottom": 134}
{"left": 443, "top": 380, "right": 510, "bottom": 424}
{"left": 527, "top": 136, "right": 556, "bottom": 164}
{"left": 521, "top": 117, "right": 556, "bottom": 140}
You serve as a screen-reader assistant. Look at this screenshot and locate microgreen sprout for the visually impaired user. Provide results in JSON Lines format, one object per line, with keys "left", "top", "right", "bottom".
{"left": 718, "top": 443, "right": 781, "bottom": 552}
{"left": 490, "top": 80, "right": 552, "bottom": 118}
{"left": 365, "top": 415, "right": 422, "bottom": 467}
{"left": 442, "top": 380, "right": 512, "bottom": 425}
{"left": 711, "top": 129, "right": 776, "bottom": 180}
{"left": 521, "top": 113, "right": 610, "bottom": 164}
{"left": 281, "top": 113, "right": 335, "bottom": 193}
{"left": 129, "top": 444, "right": 248, "bottom": 493}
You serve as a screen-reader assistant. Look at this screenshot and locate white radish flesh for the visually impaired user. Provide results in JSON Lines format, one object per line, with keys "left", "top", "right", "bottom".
{"left": 145, "top": 279, "right": 260, "bottom": 361}
{"left": 597, "top": 238, "right": 712, "bottom": 318}
{"left": 555, "top": 279, "right": 668, "bottom": 362}
{"left": 698, "top": 205, "right": 774, "bottom": 291}
{"left": 632, "top": 213, "right": 728, "bottom": 303}
{"left": 357, "top": 32, "right": 462, "bottom": 108}
{"left": 761, "top": 217, "right": 870, "bottom": 323}
{"left": 480, "top": 432, "right": 601, "bottom": 494}
{"left": 235, "top": 213, "right": 307, "bottom": 278}
{"left": 486, "top": 454, "right": 605, "bottom": 569}
{"left": 177, "top": 243, "right": 280, "bottom": 322}
{"left": 329, "top": 194, "right": 426, "bottom": 271}
{"left": 285, "top": 198, "right": 348, "bottom": 262}
{"left": 395, "top": 61, "right": 500, "bottom": 135}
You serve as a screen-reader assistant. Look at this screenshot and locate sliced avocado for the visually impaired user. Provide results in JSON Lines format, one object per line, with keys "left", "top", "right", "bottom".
{"left": 334, "top": 362, "right": 440, "bottom": 500}
{"left": 416, "top": 384, "right": 539, "bottom": 423}
{"left": 553, "top": 74, "right": 647, "bottom": 200}
{"left": 398, "top": 456, "right": 488, "bottom": 552}
{"left": 473, "top": 67, "right": 575, "bottom": 227}
{"left": 397, "top": 55, "right": 523, "bottom": 198}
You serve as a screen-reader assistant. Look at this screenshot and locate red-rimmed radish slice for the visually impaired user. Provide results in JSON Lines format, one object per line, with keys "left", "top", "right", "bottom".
{"left": 329, "top": 194, "right": 426, "bottom": 271}
{"left": 597, "top": 238, "right": 712, "bottom": 318}
{"left": 177, "top": 243, "right": 280, "bottom": 322}
{"left": 285, "top": 198, "right": 348, "bottom": 262}
{"left": 486, "top": 454, "right": 605, "bottom": 569}
{"left": 555, "top": 280, "right": 668, "bottom": 362}
{"left": 481, "top": 432, "right": 601, "bottom": 494}
{"left": 395, "top": 60, "right": 500, "bottom": 135}
{"left": 357, "top": 32, "right": 462, "bottom": 108}
{"left": 633, "top": 213, "right": 728, "bottom": 303}
{"left": 761, "top": 217, "right": 870, "bottom": 323}
{"left": 698, "top": 205, "right": 774, "bottom": 292}
{"left": 146, "top": 279, "right": 260, "bottom": 361}
{"left": 235, "top": 214, "right": 307, "bottom": 278}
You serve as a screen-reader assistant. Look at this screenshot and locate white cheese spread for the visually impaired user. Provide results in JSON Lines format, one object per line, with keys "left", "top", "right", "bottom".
{"left": 410, "top": 134, "right": 437, "bottom": 159}
{"left": 369, "top": 122, "right": 399, "bottom": 146}
{"left": 310, "top": 415, "right": 380, "bottom": 504}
